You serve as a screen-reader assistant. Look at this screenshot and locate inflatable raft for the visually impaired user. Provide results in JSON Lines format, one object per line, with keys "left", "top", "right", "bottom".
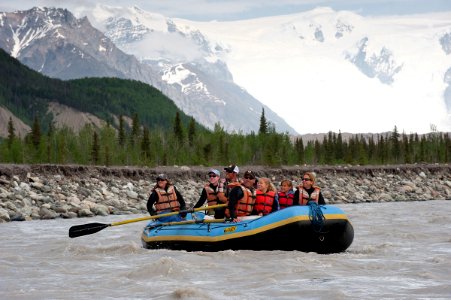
{"left": 141, "top": 205, "right": 354, "bottom": 253}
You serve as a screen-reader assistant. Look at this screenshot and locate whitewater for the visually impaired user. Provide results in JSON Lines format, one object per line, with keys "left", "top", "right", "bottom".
{"left": 1, "top": 200, "right": 450, "bottom": 299}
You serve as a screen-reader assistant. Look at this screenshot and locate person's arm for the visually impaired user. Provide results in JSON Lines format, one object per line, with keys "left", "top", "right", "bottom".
{"left": 272, "top": 194, "right": 279, "bottom": 212}
{"left": 293, "top": 190, "right": 300, "bottom": 205}
{"left": 228, "top": 186, "right": 244, "bottom": 219}
{"left": 174, "top": 186, "right": 186, "bottom": 211}
{"left": 216, "top": 179, "right": 228, "bottom": 203}
{"left": 147, "top": 192, "right": 158, "bottom": 215}
{"left": 318, "top": 191, "right": 326, "bottom": 205}
{"left": 193, "top": 188, "right": 207, "bottom": 208}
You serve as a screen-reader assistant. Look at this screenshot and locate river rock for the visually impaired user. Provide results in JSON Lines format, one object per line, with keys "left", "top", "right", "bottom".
{"left": 0, "top": 163, "right": 449, "bottom": 222}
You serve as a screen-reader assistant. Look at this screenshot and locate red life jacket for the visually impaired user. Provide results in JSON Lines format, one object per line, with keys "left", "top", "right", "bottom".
{"left": 154, "top": 186, "right": 180, "bottom": 213}
{"left": 278, "top": 190, "right": 294, "bottom": 209}
{"left": 298, "top": 186, "right": 321, "bottom": 206}
{"left": 254, "top": 190, "right": 276, "bottom": 215}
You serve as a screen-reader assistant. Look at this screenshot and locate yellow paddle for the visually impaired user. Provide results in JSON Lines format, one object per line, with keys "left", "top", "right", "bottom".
{"left": 69, "top": 204, "right": 227, "bottom": 238}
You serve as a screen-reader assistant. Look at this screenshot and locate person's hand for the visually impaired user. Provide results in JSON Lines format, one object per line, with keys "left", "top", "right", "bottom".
{"left": 218, "top": 178, "right": 225, "bottom": 193}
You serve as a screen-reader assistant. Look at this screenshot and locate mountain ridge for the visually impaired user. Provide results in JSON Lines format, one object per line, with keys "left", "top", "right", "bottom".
{"left": 0, "top": 7, "right": 297, "bottom": 134}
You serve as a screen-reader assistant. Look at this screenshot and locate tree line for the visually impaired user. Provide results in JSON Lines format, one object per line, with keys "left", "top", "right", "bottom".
{"left": 1, "top": 109, "right": 449, "bottom": 166}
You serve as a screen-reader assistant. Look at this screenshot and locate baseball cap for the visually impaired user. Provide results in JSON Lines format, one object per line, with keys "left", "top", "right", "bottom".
{"left": 208, "top": 169, "right": 220, "bottom": 176}
{"left": 244, "top": 170, "right": 256, "bottom": 179}
{"left": 224, "top": 164, "right": 239, "bottom": 174}
{"left": 156, "top": 173, "right": 168, "bottom": 180}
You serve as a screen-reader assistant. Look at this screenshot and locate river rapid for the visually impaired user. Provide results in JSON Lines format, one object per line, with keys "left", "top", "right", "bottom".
{"left": 1, "top": 200, "right": 450, "bottom": 300}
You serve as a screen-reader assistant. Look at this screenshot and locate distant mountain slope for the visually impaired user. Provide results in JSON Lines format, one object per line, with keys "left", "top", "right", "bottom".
{"left": 176, "top": 8, "right": 451, "bottom": 134}
{"left": 0, "top": 48, "right": 202, "bottom": 137}
{"left": 0, "top": 7, "right": 297, "bottom": 134}
{"left": 77, "top": 5, "right": 451, "bottom": 134}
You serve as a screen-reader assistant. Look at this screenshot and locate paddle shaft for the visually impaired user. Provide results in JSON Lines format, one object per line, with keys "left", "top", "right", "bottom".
{"left": 69, "top": 203, "right": 227, "bottom": 238}
{"left": 155, "top": 218, "right": 227, "bottom": 227}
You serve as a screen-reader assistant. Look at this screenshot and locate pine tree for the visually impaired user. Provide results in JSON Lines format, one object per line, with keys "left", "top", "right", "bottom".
{"left": 91, "top": 131, "right": 100, "bottom": 165}
{"left": 130, "top": 113, "right": 140, "bottom": 146}
{"left": 258, "top": 108, "right": 268, "bottom": 135}
{"left": 390, "top": 125, "right": 400, "bottom": 163}
{"left": 173, "top": 112, "right": 184, "bottom": 142}
{"left": 118, "top": 115, "right": 126, "bottom": 146}
{"left": 7, "top": 117, "right": 15, "bottom": 148}
{"left": 188, "top": 117, "right": 196, "bottom": 146}
{"left": 31, "top": 115, "right": 41, "bottom": 149}
{"left": 141, "top": 126, "right": 151, "bottom": 160}
{"left": 294, "top": 137, "right": 304, "bottom": 164}
{"left": 104, "top": 145, "right": 111, "bottom": 167}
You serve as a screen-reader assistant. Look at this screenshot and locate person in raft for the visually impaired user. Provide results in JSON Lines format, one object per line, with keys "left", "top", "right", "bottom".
{"left": 193, "top": 169, "right": 226, "bottom": 219}
{"left": 294, "top": 172, "right": 326, "bottom": 205}
{"left": 253, "top": 177, "right": 279, "bottom": 216}
{"left": 277, "top": 179, "right": 296, "bottom": 209}
{"left": 147, "top": 173, "right": 187, "bottom": 222}
{"left": 223, "top": 164, "right": 256, "bottom": 222}
{"left": 242, "top": 170, "right": 258, "bottom": 192}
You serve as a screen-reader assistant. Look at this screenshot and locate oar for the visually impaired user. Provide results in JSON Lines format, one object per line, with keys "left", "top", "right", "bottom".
{"left": 68, "top": 204, "right": 227, "bottom": 238}
{"left": 153, "top": 218, "right": 228, "bottom": 227}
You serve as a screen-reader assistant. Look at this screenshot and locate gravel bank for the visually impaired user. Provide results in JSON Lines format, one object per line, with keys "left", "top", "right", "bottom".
{"left": 0, "top": 163, "right": 450, "bottom": 222}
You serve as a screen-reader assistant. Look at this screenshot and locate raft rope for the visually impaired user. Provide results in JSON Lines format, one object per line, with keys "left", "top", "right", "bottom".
{"left": 308, "top": 201, "right": 326, "bottom": 232}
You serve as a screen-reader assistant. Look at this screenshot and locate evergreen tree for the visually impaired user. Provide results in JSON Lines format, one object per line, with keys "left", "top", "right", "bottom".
{"left": 141, "top": 126, "right": 151, "bottom": 160}
{"left": 173, "top": 112, "right": 184, "bottom": 142}
{"left": 31, "top": 115, "right": 41, "bottom": 149}
{"left": 131, "top": 113, "right": 140, "bottom": 145}
{"left": 7, "top": 117, "right": 15, "bottom": 148}
{"left": 336, "top": 131, "right": 344, "bottom": 162}
{"left": 390, "top": 126, "right": 400, "bottom": 163}
{"left": 188, "top": 117, "right": 196, "bottom": 146}
{"left": 294, "top": 137, "right": 304, "bottom": 164}
{"left": 91, "top": 131, "right": 100, "bottom": 165}
{"left": 104, "top": 145, "right": 111, "bottom": 167}
{"left": 47, "top": 121, "right": 54, "bottom": 138}
{"left": 118, "top": 115, "right": 126, "bottom": 146}
{"left": 258, "top": 108, "right": 268, "bottom": 135}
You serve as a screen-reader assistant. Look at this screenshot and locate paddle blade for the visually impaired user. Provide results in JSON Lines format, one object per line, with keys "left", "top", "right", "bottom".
{"left": 69, "top": 222, "right": 110, "bottom": 238}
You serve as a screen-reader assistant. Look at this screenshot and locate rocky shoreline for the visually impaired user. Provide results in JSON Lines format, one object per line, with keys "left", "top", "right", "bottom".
{"left": 0, "top": 163, "right": 450, "bottom": 223}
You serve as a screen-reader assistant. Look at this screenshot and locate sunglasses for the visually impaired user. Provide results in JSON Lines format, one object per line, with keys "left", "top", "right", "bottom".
{"left": 244, "top": 176, "right": 254, "bottom": 179}
{"left": 302, "top": 178, "right": 311, "bottom": 181}
{"left": 208, "top": 175, "right": 218, "bottom": 178}
{"left": 157, "top": 178, "right": 166, "bottom": 182}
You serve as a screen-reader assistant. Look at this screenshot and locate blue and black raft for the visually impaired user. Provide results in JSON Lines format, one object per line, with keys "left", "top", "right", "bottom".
{"left": 141, "top": 203, "right": 354, "bottom": 254}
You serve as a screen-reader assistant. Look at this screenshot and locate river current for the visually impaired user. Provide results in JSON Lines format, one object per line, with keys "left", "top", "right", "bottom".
{"left": 1, "top": 200, "right": 450, "bottom": 300}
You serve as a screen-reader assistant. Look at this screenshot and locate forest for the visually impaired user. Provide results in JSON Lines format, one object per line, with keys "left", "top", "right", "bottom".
{"left": 0, "top": 110, "right": 449, "bottom": 167}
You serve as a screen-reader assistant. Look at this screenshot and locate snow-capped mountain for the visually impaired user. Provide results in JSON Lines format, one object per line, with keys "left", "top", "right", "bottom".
{"left": 77, "top": 5, "right": 451, "bottom": 134}
{"left": 0, "top": 7, "right": 297, "bottom": 134}
{"left": 0, "top": 7, "right": 159, "bottom": 84}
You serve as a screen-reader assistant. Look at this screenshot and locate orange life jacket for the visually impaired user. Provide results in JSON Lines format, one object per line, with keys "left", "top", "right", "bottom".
{"left": 226, "top": 182, "right": 255, "bottom": 217}
{"left": 154, "top": 186, "right": 180, "bottom": 213}
{"left": 254, "top": 190, "right": 276, "bottom": 215}
{"left": 298, "top": 186, "right": 321, "bottom": 206}
{"left": 204, "top": 184, "right": 219, "bottom": 215}
{"left": 277, "top": 190, "right": 295, "bottom": 209}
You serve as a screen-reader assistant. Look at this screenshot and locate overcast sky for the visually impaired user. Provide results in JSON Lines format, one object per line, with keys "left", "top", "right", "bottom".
{"left": 1, "top": 0, "right": 451, "bottom": 21}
